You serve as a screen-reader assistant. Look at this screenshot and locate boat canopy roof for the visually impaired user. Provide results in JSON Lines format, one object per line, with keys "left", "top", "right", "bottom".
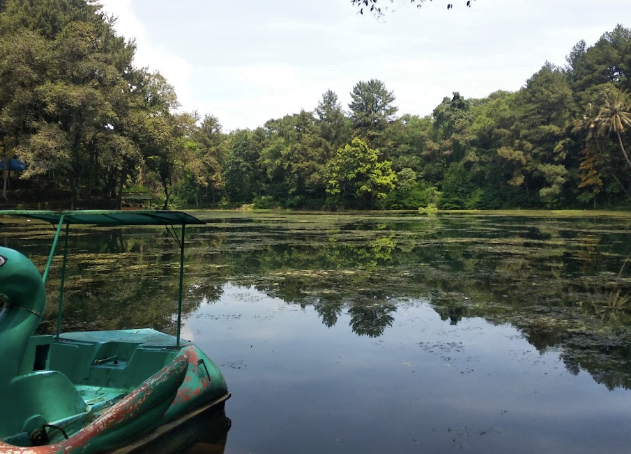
{"left": 0, "top": 210, "right": 205, "bottom": 226}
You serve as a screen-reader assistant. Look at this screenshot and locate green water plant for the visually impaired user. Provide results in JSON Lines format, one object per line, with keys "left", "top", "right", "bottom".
{"left": 594, "top": 290, "right": 631, "bottom": 313}
{"left": 418, "top": 203, "right": 438, "bottom": 215}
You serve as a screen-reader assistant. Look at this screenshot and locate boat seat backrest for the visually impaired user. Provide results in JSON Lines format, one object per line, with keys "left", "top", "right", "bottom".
{"left": 48, "top": 340, "right": 178, "bottom": 389}
{"left": 48, "top": 341, "right": 101, "bottom": 383}
{"left": 118, "top": 346, "right": 176, "bottom": 389}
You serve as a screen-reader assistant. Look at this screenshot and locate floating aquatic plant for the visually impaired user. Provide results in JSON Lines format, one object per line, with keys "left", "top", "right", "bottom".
{"left": 593, "top": 290, "right": 631, "bottom": 313}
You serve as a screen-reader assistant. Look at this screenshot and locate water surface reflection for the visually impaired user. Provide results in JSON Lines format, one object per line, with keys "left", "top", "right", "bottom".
{"left": 3, "top": 212, "right": 631, "bottom": 453}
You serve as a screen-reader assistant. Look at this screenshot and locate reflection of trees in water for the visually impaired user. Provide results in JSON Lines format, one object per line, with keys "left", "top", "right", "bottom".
{"left": 314, "top": 297, "right": 344, "bottom": 328}
{"left": 219, "top": 218, "right": 631, "bottom": 391}
{"left": 212, "top": 229, "right": 404, "bottom": 336}
{"left": 561, "top": 344, "right": 631, "bottom": 390}
{"left": 9, "top": 214, "right": 631, "bottom": 391}
{"left": 348, "top": 302, "right": 396, "bottom": 337}
{"left": 36, "top": 229, "right": 224, "bottom": 335}
{"left": 252, "top": 277, "right": 399, "bottom": 337}
{"left": 434, "top": 305, "right": 468, "bottom": 326}
{"left": 39, "top": 270, "right": 219, "bottom": 335}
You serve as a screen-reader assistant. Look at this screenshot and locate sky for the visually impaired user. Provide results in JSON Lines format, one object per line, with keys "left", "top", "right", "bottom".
{"left": 98, "top": 0, "right": 631, "bottom": 131}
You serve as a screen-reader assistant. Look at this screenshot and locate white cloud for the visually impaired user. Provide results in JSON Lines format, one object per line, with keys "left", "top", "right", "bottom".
{"left": 99, "top": 0, "right": 195, "bottom": 111}
{"left": 97, "top": 0, "right": 631, "bottom": 131}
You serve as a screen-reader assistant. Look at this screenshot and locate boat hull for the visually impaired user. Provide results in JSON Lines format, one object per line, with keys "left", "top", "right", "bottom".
{"left": 0, "top": 330, "right": 230, "bottom": 454}
{"left": 110, "top": 396, "right": 231, "bottom": 454}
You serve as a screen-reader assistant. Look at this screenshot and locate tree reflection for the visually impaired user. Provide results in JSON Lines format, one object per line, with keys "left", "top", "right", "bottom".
{"left": 348, "top": 302, "right": 396, "bottom": 337}
{"left": 7, "top": 213, "right": 631, "bottom": 392}
{"left": 435, "top": 305, "right": 468, "bottom": 326}
{"left": 314, "top": 297, "right": 344, "bottom": 328}
{"left": 34, "top": 230, "right": 223, "bottom": 335}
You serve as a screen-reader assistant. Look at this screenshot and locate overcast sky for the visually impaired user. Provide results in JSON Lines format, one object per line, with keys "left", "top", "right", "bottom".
{"left": 98, "top": 0, "right": 631, "bottom": 131}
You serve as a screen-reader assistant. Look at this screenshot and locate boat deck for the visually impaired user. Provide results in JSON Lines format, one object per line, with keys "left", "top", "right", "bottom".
{"left": 58, "top": 328, "right": 192, "bottom": 347}
{"left": 76, "top": 385, "right": 129, "bottom": 412}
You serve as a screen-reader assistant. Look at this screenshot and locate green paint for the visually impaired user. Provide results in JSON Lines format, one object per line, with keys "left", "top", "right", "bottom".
{"left": 56, "top": 224, "right": 70, "bottom": 339}
{"left": 0, "top": 210, "right": 206, "bottom": 226}
{"left": 0, "top": 247, "right": 47, "bottom": 385}
{"left": 43, "top": 216, "right": 65, "bottom": 283}
{"left": 177, "top": 224, "right": 185, "bottom": 348}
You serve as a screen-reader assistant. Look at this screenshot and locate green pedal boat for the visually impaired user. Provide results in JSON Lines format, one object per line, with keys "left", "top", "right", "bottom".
{"left": 0, "top": 211, "right": 230, "bottom": 454}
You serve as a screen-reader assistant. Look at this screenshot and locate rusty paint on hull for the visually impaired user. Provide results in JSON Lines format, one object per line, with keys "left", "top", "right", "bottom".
{"left": 0, "top": 346, "right": 229, "bottom": 454}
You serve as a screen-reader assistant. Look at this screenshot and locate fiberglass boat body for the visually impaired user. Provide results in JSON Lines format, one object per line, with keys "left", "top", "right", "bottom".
{"left": 0, "top": 210, "right": 230, "bottom": 454}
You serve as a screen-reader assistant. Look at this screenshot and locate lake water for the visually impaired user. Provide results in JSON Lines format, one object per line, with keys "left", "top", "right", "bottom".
{"left": 3, "top": 211, "right": 631, "bottom": 453}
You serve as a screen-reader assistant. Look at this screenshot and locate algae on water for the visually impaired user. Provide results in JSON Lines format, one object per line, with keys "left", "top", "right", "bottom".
{"left": 3, "top": 211, "right": 631, "bottom": 390}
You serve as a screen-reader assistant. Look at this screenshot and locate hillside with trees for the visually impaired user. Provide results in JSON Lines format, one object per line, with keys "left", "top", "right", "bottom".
{"left": 1, "top": 0, "right": 630, "bottom": 210}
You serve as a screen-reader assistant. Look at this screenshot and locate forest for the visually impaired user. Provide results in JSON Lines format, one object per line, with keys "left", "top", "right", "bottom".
{"left": 1, "top": 0, "right": 630, "bottom": 211}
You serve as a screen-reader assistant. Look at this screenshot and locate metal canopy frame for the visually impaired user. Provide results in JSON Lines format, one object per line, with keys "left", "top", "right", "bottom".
{"left": 0, "top": 210, "right": 206, "bottom": 347}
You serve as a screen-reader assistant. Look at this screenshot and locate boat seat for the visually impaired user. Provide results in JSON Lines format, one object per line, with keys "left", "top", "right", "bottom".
{"left": 6, "top": 371, "right": 88, "bottom": 438}
{"left": 48, "top": 342, "right": 101, "bottom": 384}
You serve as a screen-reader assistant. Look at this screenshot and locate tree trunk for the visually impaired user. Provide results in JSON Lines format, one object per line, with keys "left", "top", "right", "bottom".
{"left": 2, "top": 138, "right": 14, "bottom": 202}
{"left": 70, "top": 176, "right": 77, "bottom": 210}
{"left": 211, "top": 184, "right": 216, "bottom": 208}
{"left": 116, "top": 167, "right": 124, "bottom": 210}
{"left": 2, "top": 164, "right": 8, "bottom": 201}
{"left": 94, "top": 148, "right": 99, "bottom": 192}
{"left": 608, "top": 169, "right": 631, "bottom": 201}
{"left": 163, "top": 186, "right": 170, "bottom": 210}
{"left": 616, "top": 131, "right": 631, "bottom": 169}
{"left": 87, "top": 148, "right": 94, "bottom": 199}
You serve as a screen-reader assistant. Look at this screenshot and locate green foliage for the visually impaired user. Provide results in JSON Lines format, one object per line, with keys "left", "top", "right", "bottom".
{"left": 384, "top": 174, "right": 442, "bottom": 210}
{"left": 0, "top": 8, "right": 630, "bottom": 212}
{"left": 348, "top": 79, "right": 398, "bottom": 141}
{"left": 183, "top": 115, "right": 228, "bottom": 208}
{"left": 439, "top": 163, "right": 479, "bottom": 209}
{"left": 260, "top": 110, "right": 331, "bottom": 202}
{"left": 326, "top": 138, "right": 397, "bottom": 208}
{"left": 587, "top": 86, "right": 631, "bottom": 169}
{"left": 418, "top": 203, "right": 438, "bottom": 215}
{"left": 316, "top": 90, "right": 349, "bottom": 149}
{"left": 222, "top": 129, "right": 265, "bottom": 204}
{"left": 252, "top": 196, "right": 278, "bottom": 209}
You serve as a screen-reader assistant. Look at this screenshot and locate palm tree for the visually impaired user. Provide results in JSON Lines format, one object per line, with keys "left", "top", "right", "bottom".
{"left": 589, "top": 88, "right": 631, "bottom": 169}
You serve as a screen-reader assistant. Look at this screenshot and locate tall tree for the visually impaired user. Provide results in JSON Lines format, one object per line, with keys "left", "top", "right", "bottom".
{"left": 567, "top": 25, "right": 631, "bottom": 93}
{"left": 260, "top": 110, "right": 332, "bottom": 204}
{"left": 0, "top": 0, "right": 138, "bottom": 208}
{"left": 348, "top": 79, "right": 398, "bottom": 141}
{"left": 588, "top": 87, "right": 631, "bottom": 169}
{"left": 0, "top": 29, "right": 52, "bottom": 201}
{"left": 315, "top": 89, "right": 348, "bottom": 149}
{"left": 513, "top": 63, "right": 575, "bottom": 206}
{"left": 191, "top": 115, "right": 227, "bottom": 207}
{"left": 223, "top": 129, "right": 264, "bottom": 204}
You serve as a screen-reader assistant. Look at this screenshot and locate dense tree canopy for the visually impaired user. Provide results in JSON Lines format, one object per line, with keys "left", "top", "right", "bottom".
{"left": 0, "top": 0, "right": 629, "bottom": 212}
